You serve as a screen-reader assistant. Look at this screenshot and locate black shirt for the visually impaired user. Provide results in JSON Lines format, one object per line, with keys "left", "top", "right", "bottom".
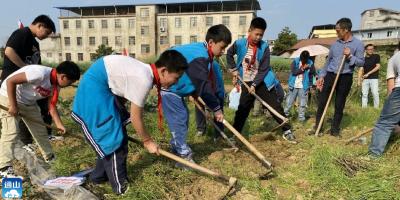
{"left": 363, "top": 54, "right": 380, "bottom": 79}
{"left": 1, "top": 27, "right": 41, "bottom": 81}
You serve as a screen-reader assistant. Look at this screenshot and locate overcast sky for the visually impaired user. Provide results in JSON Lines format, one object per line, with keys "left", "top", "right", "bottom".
{"left": 0, "top": 0, "right": 399, "bottom": 45}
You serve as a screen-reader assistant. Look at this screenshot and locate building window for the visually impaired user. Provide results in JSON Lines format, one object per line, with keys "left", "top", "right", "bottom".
{"left": 141, "top": 44, "right": 150, "bottom": 54}
{"left": 206, "top": 17, "right": 213, "bottom": 26}
{"left": 387, "top": 31, "right": 393, "bottom": 37}
{"left": 77, "top": 53, "right": 83, "bottom": 61}
{"left": 367, "top": 32, "right": 372, "bottom": 38}
{"left": 88, "top": 20, "right": 95, "bottom": 29}
{"left": 89, "top": 37, "right": 96, "bottom": 46}
{"left": 129, "top": 53, "right": 136, "bottom": 58}
{"left": 239, "top": 16, "right": 246, "bottom": 26}
{"left": 77, "top": 37, "right": 82, "bottom": 46}
{"left": 369, "top": 10, "right": 375, "bottom": 17}
{"left": 101, "top": 20, "right": 108, "bottom": 29}
{"left": 190, "top": 17, "right": 197, "bottom": 27}
{"left": 160, "top": 18, "right": 167, "bottom": 29}
{"left": 140, "top": 8, "right": 149, "bottom": 18}
{"left": 160, "top": 36, "right": 168, "bottom": 45}
{"left": 175, "top": 36, "right": 182, "bottom": 45}
{"left": 47, "top": 52, "right": 52, "bottom": 57}
{"left": 63, "top": 20, "right": 69, "bottom": 29}
{"left": 102, "top": 37, "right": 108, "bottom": 45}
{"left": 66, "top": 53, "right": 71, "bottom": 61}
{"left": 115, "top": 19, "right": 121, "bottom": 28}
{"left": 175, "top": 17, "right": 181, "bottom": 28}
{"left": 128, "top": 19, "right": 135, "bottom": 28}
{"left": 64, "top": 37, "right": 70, "bottom": 46}
{"left": 141, "top": 26, "right": 149, "bottom": 35}
{"left": 222, "top": 16, "right": 230, "bottom": 26}
{"left": 115, "top": 36, "right": 122, "bottom": 46}
{"left": 76, "top": 20, "right": 81, "bottom": 29}
{"left": 190, "top": 35, "right": 197, "bottom": 43}
{"left": 129, "top": 36, "right": 135, "bottom": 45}
{"left": 90, "top": 53, "right": 96, "bottom": 61}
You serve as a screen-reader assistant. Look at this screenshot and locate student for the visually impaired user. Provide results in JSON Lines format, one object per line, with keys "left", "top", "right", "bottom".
{"left": 227, "top": 17, "right": 296, "bottom": 142}
{"left": 195, "top": 60, "right": 225, "bottom": 136}
{"left": 1, "top": 15, "right": 58, "bottom": 150}
{"left": 161, "top": 24, "right": 231, "bottom": 166}
{"left": 284, "top": 50, "right": 315, "bottom": 122}
{"left": 0, "top": 61, "right": 80, "bottom": 178}
{"left": 71, "top": 51, "right": 188, "bottom": 195}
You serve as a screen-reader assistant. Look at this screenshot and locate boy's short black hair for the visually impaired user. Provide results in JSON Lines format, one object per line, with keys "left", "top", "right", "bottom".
{"left": 56, "top": 61, "right": 80, "bottom": 81}
{"left": 32, "top": 15, "right": 56, "bottom": 33}
{"left": 250, "top": 17, "right": 267, "bottom": 30}
{"left": 155, "top": 50, "right": 188, "bottom": 73}
{"left": 365, "top": 44, "right": 374, "bottom": 50}
{"left": 205, "top": 24, "right": 232, "bottom": 45}
{"left": 336, "top": 18, "right": 352, "bottom": 31}
{"left": 300, "top": 50, "right": 310, "bottom": 61}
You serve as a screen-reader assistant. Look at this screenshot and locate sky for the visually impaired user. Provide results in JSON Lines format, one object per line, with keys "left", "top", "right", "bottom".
{"left": 0, "top": 0, "right": 399, "bottom": 45}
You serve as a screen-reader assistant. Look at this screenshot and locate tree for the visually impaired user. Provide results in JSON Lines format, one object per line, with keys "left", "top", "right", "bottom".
{"left": 272, "top": 27, "right": 298, "bottom": 55}
{"left": 93, "top": 44, "right": 113, "bottom": 60}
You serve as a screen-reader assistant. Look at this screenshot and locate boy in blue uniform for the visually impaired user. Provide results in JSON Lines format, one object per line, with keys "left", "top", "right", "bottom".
{"left": 227, "top": 17, "right": 296, "bottom": 142}
{"left": 71, "top": 50, "right": 188, "bottom": 195}
{"left": 284, "top": 50, "right": 315, "bottom": 122}
{"left": 161, "top": 24, "right": 231, "bottom": 165}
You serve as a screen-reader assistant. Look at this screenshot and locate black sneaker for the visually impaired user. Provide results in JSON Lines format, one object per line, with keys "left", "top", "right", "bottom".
{"left": 45, "top": 154, "right": 56, "bottom": 164}
{"left": 175, "top": 153, "right": 195, "bottom": 170}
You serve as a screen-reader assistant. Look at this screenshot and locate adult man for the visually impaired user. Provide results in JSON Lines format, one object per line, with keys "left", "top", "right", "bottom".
{"left": 313, "top": 18, "right": 365, "bottom": 137}
{"left": 359, "top": 44, "right": 381, "bottom": 108}
{"left": 368, "top": 42, "right": 400, "bottom": 157}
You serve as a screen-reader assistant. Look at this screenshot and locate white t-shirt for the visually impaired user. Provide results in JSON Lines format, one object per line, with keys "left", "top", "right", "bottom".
{"left": 103, "top": 55, "right": 154, "bottom": 107}
{"left": 387, "top": 52, "right": 400, "bottom": 88}
{"left": 0, "top": 65, "right": 53, "bottom": 105}
{"left": 294, "top": 62, "right": 304, "bottom": 89}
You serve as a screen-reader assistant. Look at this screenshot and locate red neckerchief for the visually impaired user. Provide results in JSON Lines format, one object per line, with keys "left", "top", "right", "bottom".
{"left": 49, "top": 69, "right": 59, "bottom": 111}
{"left": 150, "top": 63, "right": 164, "bottom": 134}
{"left": 206, "top": 43, "right": 217, "bottom": 92}
{"left": 247, "top": 35, "right": 258, "bottom": 71}
{"left": 235, "top": 83, "right": 241, "bottom": 92}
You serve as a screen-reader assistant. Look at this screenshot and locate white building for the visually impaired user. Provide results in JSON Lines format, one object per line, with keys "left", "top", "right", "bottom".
{"left": 40, "top": 0, "right": 260, "bottom": 63}
{"left": 353, "top": 8, "right": 400, "bottom": 46}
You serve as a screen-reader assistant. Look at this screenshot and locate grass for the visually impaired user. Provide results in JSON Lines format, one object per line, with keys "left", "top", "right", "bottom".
{"left": 46, "top": 83, "right": 400, "bottom": 199}
{"left": 2, "top": 54, "right": 400, "bottom": 199}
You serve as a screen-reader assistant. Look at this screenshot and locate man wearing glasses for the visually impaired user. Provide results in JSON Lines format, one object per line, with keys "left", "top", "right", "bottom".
{"left": 359, "top": 44, "right": 381, "bottom": 108}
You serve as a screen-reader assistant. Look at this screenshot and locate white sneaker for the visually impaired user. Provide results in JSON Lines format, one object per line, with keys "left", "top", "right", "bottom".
{"left": 48, "top": 135, "right": 64, "bottom": 141}
{"left": 0, "top": 166, "right": 23, "bottom": 179}
{"left": 22, "top": 143, "right": 37, "bottom": 154}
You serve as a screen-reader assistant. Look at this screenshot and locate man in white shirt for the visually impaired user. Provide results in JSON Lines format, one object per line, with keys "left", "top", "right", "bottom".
{"left": 368, "top": 42, "right": 400, "bottom": 157}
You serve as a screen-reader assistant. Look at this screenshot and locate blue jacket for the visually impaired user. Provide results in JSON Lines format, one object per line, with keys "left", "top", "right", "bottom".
{"left": 288, "top": 58, "right": 315, "bottom": 91}
{"left": 169, "top": 42, "right": 223, "bottom": 111}
{"left": 227, "top": 38, "right": 278, "bottom": 90}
